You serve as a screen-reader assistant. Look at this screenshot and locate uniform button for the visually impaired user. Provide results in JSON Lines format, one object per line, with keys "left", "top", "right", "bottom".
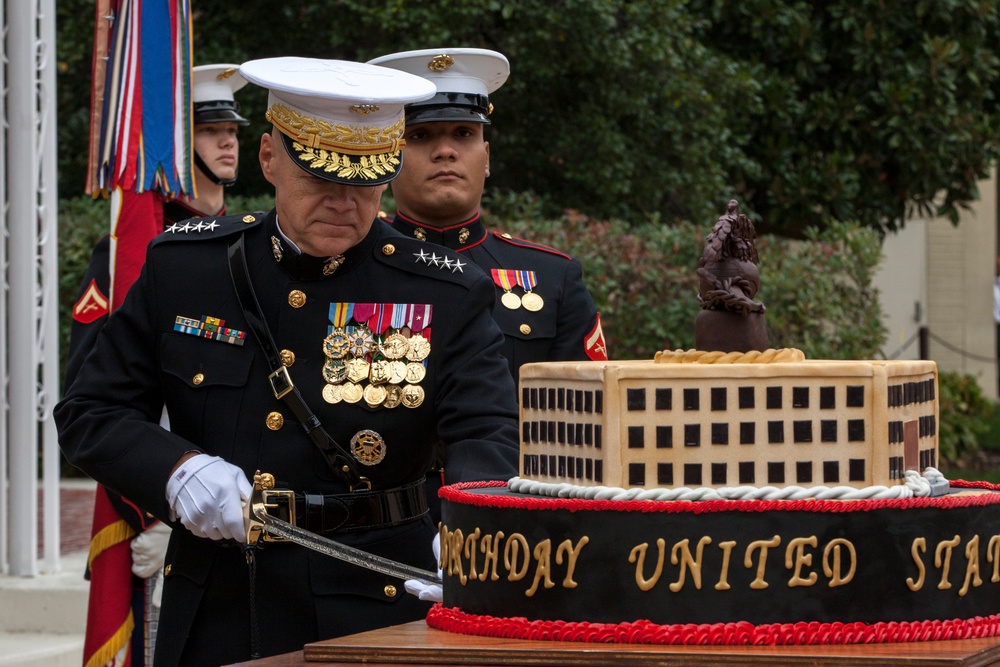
{"left": 501, "top": 232, "right": 512, "bottom": 239}
{"left": 164, "top": 564, "right": 172, "bottom": 576}
{"left": 242, "top": 214, "right": 256, "bottom": 223}
{"left": 382, "top": 243, "right": 395, "bottom": 255}
{"left": 520, "top": 324, "right": 531, "bottom": 335}
{"left": 280, "top": 349, "right": 295, "bottom": 367}
{"left": 384, "top": 584, "right": 397, "bottom": 598}
{"left": 192, "top": 373, "right": 205, "bottom": 385}
{"left": 288, "top": 290, "right": 306, "bottom": 308}
{"left": 266, "top": 412, "right": 284, "bottom": 430}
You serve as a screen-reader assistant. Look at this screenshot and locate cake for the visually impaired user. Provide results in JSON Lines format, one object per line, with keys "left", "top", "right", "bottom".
{"left": 427, "top": 202, "right": 1000, "bottom": 646}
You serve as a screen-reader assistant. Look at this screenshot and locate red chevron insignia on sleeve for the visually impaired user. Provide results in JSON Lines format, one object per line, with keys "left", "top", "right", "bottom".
{"left": 73, "top": 279, "right": 110, "bottom": 324}
{"left": 584, "top": 313, "right": 608, "bottom": 360}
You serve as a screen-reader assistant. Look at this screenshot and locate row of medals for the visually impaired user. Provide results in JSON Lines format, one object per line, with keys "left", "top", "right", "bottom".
{"left": 501, "top": 289, "right": 545, "bottom": 311}
{"left": 321, "top": 324, "right": 430, "bottom": 409}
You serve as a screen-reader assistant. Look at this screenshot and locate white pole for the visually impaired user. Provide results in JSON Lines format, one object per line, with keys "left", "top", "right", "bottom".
{"left": 0, "top": 0, "right": 9, "bottom": 576}
{"left": 7, "top": 0, "right": 40, "bottom": 576}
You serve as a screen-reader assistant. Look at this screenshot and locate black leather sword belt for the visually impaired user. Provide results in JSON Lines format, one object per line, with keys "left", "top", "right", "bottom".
{"left": 260, "top": 479, "right": 427, "bottom": 538}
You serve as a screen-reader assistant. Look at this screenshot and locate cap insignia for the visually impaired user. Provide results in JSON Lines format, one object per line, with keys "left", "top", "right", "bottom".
{"left": 217, "top": 68, "right": 238, "bottom": 81}
{"left": 323, "top": 255, "right": 346, "bottom": 275}
{"left": 427, "top": 55, "right": 455, "bottom": 72}
{"left": 267, "top": 104, "right": 404, "bottom": 152}
{"left": 350, "top": 104, "right": 380, "bottom": 115}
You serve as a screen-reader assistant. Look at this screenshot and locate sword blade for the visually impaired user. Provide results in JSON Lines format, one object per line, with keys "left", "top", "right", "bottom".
{"left": 256, "top": 511, "right": 442, "bottom": 586}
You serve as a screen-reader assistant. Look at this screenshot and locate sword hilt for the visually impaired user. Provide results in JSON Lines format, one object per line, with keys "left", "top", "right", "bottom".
{"left": 245, "top": 470, "right": 275, "bottom": 545}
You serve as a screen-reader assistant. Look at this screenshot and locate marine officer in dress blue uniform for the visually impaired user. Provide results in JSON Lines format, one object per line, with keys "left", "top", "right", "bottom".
{"left": 56, "top": 57, "right": 519, "bottom": 667}
{"left": 67, "top": 63, "right": 250, "bottom": 667}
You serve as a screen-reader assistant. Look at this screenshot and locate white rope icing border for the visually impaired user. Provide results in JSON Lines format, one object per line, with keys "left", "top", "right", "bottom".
{"left": 507, "top": 467, "right": 949, "bottom": 501}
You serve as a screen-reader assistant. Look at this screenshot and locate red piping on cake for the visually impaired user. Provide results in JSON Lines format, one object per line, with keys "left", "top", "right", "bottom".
{"left": 426, "top": 604, "right": 1000, "bottom": 645}
{"left": 441, "top": 480, "right": 1000, "bottom": 515}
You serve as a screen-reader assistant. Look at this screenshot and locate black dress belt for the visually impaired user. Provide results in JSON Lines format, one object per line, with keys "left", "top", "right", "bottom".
{"left": 267, "top": 479, "right": 428, "bottom": 535}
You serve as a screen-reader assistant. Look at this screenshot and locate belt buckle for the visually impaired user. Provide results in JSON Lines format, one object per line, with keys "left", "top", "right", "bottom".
{"left": 261, "top": 489, "right": 296, "bottom": 543}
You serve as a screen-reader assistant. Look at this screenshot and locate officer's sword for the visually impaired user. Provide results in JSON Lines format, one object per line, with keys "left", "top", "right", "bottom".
{"left": 244, "top": 471, "right": 442, "bottom": 586}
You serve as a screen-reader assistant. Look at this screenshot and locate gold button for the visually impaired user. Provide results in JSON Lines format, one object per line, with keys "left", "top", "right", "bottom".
{"left": 266, "top": 412, "right": 284, "bottom": 430}
{"left": 501, "top": 232, "right": 512, "bottom": 238}
{"left": 384, "top": 584, "right": 397, "bottom": 598}
{"left": 520, "top": 324, "right": 531, "bottom": 335}
{"left": 192, "top": 373, "right": 205, "bottom": 385}
{"left": 382, "top": 243, "right": 395, "bottom": 255}
{"left": 288, "top": 290, "right": 306, "bottom": 308}
{"left": 242, "top": 214, "right": 256, "bottom": 223}
{"left": 279, "top": 349, "right": 295, "bottom": 367}
{"left": 164, "top": 564, "right": 172, "bottom": 576}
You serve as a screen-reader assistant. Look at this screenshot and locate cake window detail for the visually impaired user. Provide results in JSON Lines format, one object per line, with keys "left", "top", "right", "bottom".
{"left": 766, "top": 386, "right": 782, "bottom": 409}
{"left": 823, "top": 460, "right": 839, "bottom": 483}
{"left": 767, "top": 420, "right": 784, "bottom": 444}
{"left": 711, "top": 387, "right": 727, "bottom": 411}
{"left": 847, "top": 419, "right": 865, "bottom": 442}
{"left": 655, "top": 388, "right": 672, "bottom": 410}
{"left": 819, "top": 386, "right": 836, "bottom": 409}
{"left": 820, "top": 420, "right": 837, "bottom": 442}
{"left": 792, "top": 386, "right": 809, "bottom": 408}
{"left": 628, "top": 462, "right": 645, "bottom": 486}
{"left": 595, "top": 459, "right": 603, "bottom": 483}
{"left": 540, "top": 455, "right": 547, "bottom": 475}
{"left": 846, "top": 385, "right": 865, "bottom": 407}
{"left": 711, "top": 462, "right": 727, "bottom": 485}
{"left": 656, "top": 425, "right": 673, "bottom": 448}
{"left": 889, "top": 455, "right": 903, "bottom": 480}
{"left": 586, "top": 458, "right": 593, "bottom": 479}
{"left": 793, "top": 421, "right": 812, "bottom": 443}
{"left": 539, "top": 387, "right": 547, "bottom": 410}
{"left": 558, "top": 456, "right": 567, "bottom": 477}
{"left": 575, "top": 423, "right": 585, "bottom": 444}
{"left": 919, "top": 415, "right": 936, "bottom": 437}
{"left": 522, "top": 387, "right": 530, "bottom": 406}
{"left": 522, "top": 422, "right": 530, "bottom": 443}
{"left": 596, "top": 424, "right": 602, "bottom": 449}
{"left": 767, "top": 461, "right": 785, "bottom": 484}
{"left": 684, "top": 424, "right": 701, "bottom": 447}
{"left": 711, "top": 423, "right": 729, "bottom": 445}
{"left": 628, "top": 426, "right": 644, "bottom": 449}
{"left": 566, "top": 389, "right": 574, "bottom": 412}
{"left": 684, "top": 463, "right": 702, "bottom": 486}
{"left": 739, "top": 461, "right": 755, "bottom": 484}
{"left": 585, "top": 391, "right": 594, "bottom": 413}
{"left": 848, "top": 458, "right": 865, "bottom": 482}
{"left": 558, "top": 421, "right": 566, "bottom": 444}
{"left": 796, "top": 461, "right": 812, "bottom": 484}
{"left": 738, "top": 386, "right": 754, "bottom": 409}
{"left": 531, "top": 421, "right": 539, "bottom": 443}
{"left": 557, "top": 388, "right": 565, "bottom": 410}
{"left": 531, "top": 388, "right": 539, "bottom": 408}
{"left": 626, "top": 388, "right": 645, "bottom": 411}
{"left": 548, "top": 388, "right": 556, "bottom": 410}
{"left": 575, "top": 458, "right": 584, "bottom": 479}
{"left": 888, "top": 421, "right": 904, "bottom": 444}
{"left": 740, "top": 422, "right": 755, "bottom": 444}
{"left": 575, "top": 390, "right": 584, "bottom": 412}
{"left": 596, "top": 390, "right": 603, "bottom": 414}
{"left": 683, "top": 388, "right": 699, "bottom": 411}
{"left": 657, "top": 462, "right": 674, "bottom": 486}
{"left": 585, "top": 423, "right": 593, "bottom": 445}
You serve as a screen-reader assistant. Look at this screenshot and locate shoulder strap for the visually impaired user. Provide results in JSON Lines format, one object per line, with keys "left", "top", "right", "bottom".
{"left": 227, "top": 234, "right": 369, "bottom": 491}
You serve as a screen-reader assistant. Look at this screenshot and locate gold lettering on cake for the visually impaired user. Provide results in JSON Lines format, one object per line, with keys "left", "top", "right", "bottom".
{"left": 906, "top": 537, "right": 927, "bottom": 591}
{"left": 464, "top": 528, "right": 482, "bottom": 582}
{"left": 934, "top": 535, "right": 961, "bottom": 590}
{"left": 555, "top": 537, "right": 589, "bottom": 588}
{"left": 479, "top": 530, "right": 505, "bottom": 582}
{"left": 822, "top": 538, "right": 856, "bottom": 587}
{"left": 989, "top": 535, "right": 1000, "bottom": 583}
{"left": 525, "top": 540, "right": 556, "bottom": 597}
{"left": 442, "top": 527, "right": 469, "bottom": 585}
{"left": 629, "top": 539, "right": 666, "bottom": 591}
{"left": 959, "top": 535, "right": 982, "bottom": 597}
{"left": 745, "top": 536, "right": 781, "bottom": 590}
{"left": 670, "top": 536, "right": 712, "bottom": 592}
{"left": 715, "top": 540, "right": 737, "bottom": 591}
{"left": 504, "top": 533, "right": 531, "bottom": 581}
{"left": 786, "top": 536, "right": 819, "bottom": 588}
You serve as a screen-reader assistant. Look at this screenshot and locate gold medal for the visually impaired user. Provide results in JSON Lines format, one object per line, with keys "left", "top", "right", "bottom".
{"left": 322, "top": 359, "right": 348, "bottom": 384}
{"left": 401, "top": 384, "right": 425, "bottom": 409}
{"left": 406, "top": 333, "right": 431, "bottom": 361}
{"left": 350, "top": 429, "right": 386, "bottom": 466}
{"left": 501, "top": 291, "right": 521, "bottom": 310}
{"left": 363, "top": 383, "right": 388, "bottom": 407}
{"left": 404, "top": 362, "right": 426, "bottom": 384}
{"left": 389, "top": 360, "right": 408, "bottom": 384}
{"left": 383, "top": 384, "right": 403, "bottom": 408}
{"left": 341, "top": 382, "right": 364, "bottom": 403}
{"left": 380, "top": 332, "right": 409, "bottom": 360}
{"left": 322, "top": 383, "right": 343, "bottom": 404}
{"left": 346, "top": 357, "right": 370, "bottom": 383}
{"left": 521, "top": 292, "right": 544, "bottom": 312}
{"left": 348, "top": 325, "right": 374, "bottom": 357}
{"left": 369, "top": 359, "right": 392, "bottom": 385}
{"left": 322, "top": 328, "right": 351, "bottom": 358}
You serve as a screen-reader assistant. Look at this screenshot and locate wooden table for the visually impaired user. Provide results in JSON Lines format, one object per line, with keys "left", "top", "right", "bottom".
{"left": 229, "top": 621, "right": 1000, "bottom": 666}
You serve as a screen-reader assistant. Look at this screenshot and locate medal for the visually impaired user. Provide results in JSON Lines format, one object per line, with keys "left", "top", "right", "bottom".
{"left": 350, "top": 429, "right": 386, "bottom": 466}
{"left": 346, "top": 357, "right": 370, "bottom": 383}
{"left": 347, "top": 325, "right": 374, "bottom": 357}
{"left": 341, "top": 383, "right": 364, "bottom": 403}
{"left": 389, "top": 360, "right": 408, "bottom": 384}
{"left": 521, "top": 292, "right": 545, "bottom": 311}
{"left": 383, "top": 384, "right": 403, "bottom": 408}
{"left": 406, "top": 333, "right": 431, "bottom": 362}
{"left": 492, "top": 269, "right": 521, "bottom": 310}
{"left": 369, "top": 359, "right": 392, "bottom": 385}
{"left": 404, "top": 362, "right": 426, "bottom": 384}
{"left": 380, "top": 332, "right": 409, "bottom": 359}
{"left": 322, "top": 358, "right": 348, "bottom": 384}
{"left": 501, "top": 291, "right": 522, "bottom": 309}
{"left": 323, "top": 328, "right": 351, "bottom": 358}
{"left": 401, "top": 384, "right": 425, "bottom": 409}
{"left": 363, "top": 384, "right": 388, "bottom": 407}
{"left": 322, "top": 383, "right": 343, "bottom": 404}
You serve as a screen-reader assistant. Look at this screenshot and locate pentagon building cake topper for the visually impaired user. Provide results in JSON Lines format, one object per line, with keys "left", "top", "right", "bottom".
{"left": 695, "top": 199, "right": 769, "bottom": 352}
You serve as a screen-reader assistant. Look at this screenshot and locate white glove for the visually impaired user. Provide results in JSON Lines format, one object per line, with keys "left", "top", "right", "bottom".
{"left": 131, "top": 520, "right": 171, "bottom": 578}
{"left": 150, "top": 570, "right": 164, "bottom": 608}
{"left": 165, "top": 454, "right": 252, "bottom": 542}
{"left": 404, "top": 532, "right": 443, "bottom": 602}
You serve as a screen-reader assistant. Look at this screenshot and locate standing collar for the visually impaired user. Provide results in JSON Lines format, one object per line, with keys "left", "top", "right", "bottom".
{"left": 264, "top": 211, "right": 380, "bottom": 281}
{"left": 390, "top": 210, "right": 487, "bottom": 251}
